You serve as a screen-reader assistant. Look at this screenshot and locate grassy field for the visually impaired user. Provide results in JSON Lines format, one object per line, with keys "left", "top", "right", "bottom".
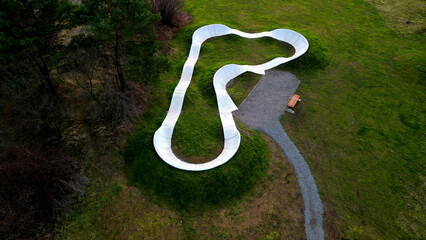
{"left": 58, "top": 0, "right": 425, "bottom": 239}
{"left": 57, "top": 135, "right": 306, "bottom": 239}
{"left": 177, "top": 0, "right": 425, "bottom": 238}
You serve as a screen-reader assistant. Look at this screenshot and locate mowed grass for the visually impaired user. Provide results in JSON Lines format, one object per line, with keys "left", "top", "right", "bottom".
{"left": 180, "top": 0, "right": 424, "bottom": 238}
{"left": 121, "top": 19, "right": 298, "bottom": 210}
{"left": 124, "top": 121, "right": 270, "bottom": 211}
{"left": 169, "top": 29, "right": 294, "bottom": 159}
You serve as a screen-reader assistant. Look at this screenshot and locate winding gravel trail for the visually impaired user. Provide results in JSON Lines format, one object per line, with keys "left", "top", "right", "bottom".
{"left": 234, "top": 70, "right": 324, "bottom": 240}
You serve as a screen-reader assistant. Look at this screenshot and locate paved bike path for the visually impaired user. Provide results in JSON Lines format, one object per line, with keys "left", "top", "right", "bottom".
{"left": 233, "top": 70, "right": 324, "bottom": 240}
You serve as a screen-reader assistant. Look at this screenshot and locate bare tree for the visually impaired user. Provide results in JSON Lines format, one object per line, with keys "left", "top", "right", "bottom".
{"left": 63, "top": 36, "right": 102, "bottom": 103}
{"left": 0, "top": 52, "right": 63, "bottom": 145}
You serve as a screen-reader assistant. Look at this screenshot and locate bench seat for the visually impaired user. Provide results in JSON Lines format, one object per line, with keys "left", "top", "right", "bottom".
{"left": 288, "top": 94, "right": 300, "bottom": 108}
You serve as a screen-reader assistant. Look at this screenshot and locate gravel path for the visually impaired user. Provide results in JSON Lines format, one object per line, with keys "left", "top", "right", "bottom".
{"left": 233, "top": 70, "right": 324, "bottom": 240}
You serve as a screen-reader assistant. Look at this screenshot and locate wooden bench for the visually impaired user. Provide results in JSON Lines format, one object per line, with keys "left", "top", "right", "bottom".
{"left": 288, "top": 94, "right": 301, "bottom": 108}
{"left": 286, "top": 94, "right": 301, "bottom": 114}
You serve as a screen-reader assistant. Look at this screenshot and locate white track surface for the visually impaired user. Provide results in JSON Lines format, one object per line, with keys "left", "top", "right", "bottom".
{"left": 153, "top": 24, "right": 309, "bottom": 171}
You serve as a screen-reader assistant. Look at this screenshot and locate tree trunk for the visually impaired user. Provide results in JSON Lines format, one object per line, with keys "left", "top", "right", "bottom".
{"left": 38, "top": 54, "right": 57, "bottom": 96}
{"left": 32, "top": 11, "right": 57, "bottom": 96}
{"left": 114, "top": 31, "right": 126, "bottom": 92}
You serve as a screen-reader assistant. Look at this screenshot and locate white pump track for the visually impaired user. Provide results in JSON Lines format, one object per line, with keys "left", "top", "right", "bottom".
{"left": 153, "top": 24, "right": 309, "bottom": 171}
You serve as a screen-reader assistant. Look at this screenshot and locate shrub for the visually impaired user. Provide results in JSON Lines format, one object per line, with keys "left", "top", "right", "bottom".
{"left": 0, "top": 54, "right": 63, "bottom": 145}
{"left": 0, "top": 146, "right": 87, "bottom": 239}
{"left": 62, "top": 35, "right": 101, "bottom": 101}
{"left": 151, "top": 0, "right": 185, "bottom": 26}
{"left": 92, "top": 88, "right": 138, "bottom": 126}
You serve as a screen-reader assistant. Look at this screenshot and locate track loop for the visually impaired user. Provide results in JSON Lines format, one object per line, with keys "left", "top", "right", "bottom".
{"left": 153, "top": 24, "right": 309, "bottom": 171}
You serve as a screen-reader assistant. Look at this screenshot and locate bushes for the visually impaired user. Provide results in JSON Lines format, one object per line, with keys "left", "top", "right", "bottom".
{"left": 151, "top": 0, "right": 185, "bottom": 26}
{"left": 0, "top": 146, "right": 87, "bottom": 239}
{"left": 91, "top": 89, "right": 138, "bottom": 126}
{"left": 124, "top": 122, "right": 269, "bottom": 211}
{"left": 0, "top": 54, "right": 63, "bottom": 145}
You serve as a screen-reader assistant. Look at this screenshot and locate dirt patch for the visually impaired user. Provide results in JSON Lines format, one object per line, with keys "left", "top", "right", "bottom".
{"left": 322, "top": 201, "right": 344, "bottom": 240}
{"left": 364, "top": 0, "right": 426, "bottom": 34}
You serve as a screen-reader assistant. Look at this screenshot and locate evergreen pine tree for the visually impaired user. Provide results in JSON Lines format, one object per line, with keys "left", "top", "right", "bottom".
{"left": 0, "top": 0, "right": 75, "bottom": 95}
{"left": 81, "top": 0, "right": 161, "bottom": 91}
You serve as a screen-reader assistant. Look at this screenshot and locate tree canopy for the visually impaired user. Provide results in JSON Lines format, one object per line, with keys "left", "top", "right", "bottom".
{"left": 80, "top": 0, "right": 161, "bottom": 90}
{"left": 0, "top": 0, "right": 75, "bottom": 93}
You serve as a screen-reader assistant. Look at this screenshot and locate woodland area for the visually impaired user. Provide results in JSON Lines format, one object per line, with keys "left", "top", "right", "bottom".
{"left": 0, "top": 0, "right": 186, "bottom": 239}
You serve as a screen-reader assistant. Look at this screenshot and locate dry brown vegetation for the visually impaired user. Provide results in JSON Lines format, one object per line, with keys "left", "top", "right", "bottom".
{"left": 365, "top": 0, "right": 426, "bottom": 34}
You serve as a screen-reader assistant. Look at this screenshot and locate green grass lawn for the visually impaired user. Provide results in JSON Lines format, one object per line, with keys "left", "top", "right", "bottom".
{"left": 122, "top": 23, "right": 295, "bottom": 211}
{"left": 174, "top": 0, "right": 425, "bottom": 238}
{"left": 57, "top": 134, "right": 305, "bottom": 240}
{"left": 59, "top": 0, "right": 425, "bottom": 239}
